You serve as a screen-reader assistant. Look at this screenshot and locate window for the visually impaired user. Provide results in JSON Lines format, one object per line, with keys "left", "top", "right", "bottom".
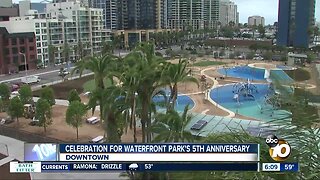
{"left": 20, "top": 47, "right": 25, "bottom": 53}
{"left": 19, "top": 38, "right": 25, "bottom": 44}
{"left": 36, "top": 42, "right": 41, "bottom": 47}
{"left": 37, "top": 49, "right": 41, "bottom": 54}
{"left": 35, "top": 23, "right": 40, "bottom": 28}
{"left": 42, "top": 29, "right": 47, "bottom": 34}
{"left": 42, "top": 35, "right": 47, "bottom": 40}
{"left": 29, "top": 46, "right": 34, "bottom": 51}
{"left": 36, "top": 29, "right": 40, "bottom": 34}
{"left": 41, "top": 23, "right": 46, "bottom": 27}
{"left": 42, "top": 42, "right": 47, "bottom": 46}
{"left": 4, "top": 48, "right": 9, "bottom": 55}
{"left": 11, "top": 38, "right": 17, "bottom": 45}
{"left": 36, "top": 36, "right": 40, "bottom": 41}
{"left": 13, "top": 56, "right": 19, "bottom": 64}
{"left": 12, "top": 47, "right": 18, "bottom": 54}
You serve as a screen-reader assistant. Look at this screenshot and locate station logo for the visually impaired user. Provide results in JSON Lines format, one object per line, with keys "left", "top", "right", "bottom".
{"left": 266, "top": 135, "right": 291, "bottom": 161}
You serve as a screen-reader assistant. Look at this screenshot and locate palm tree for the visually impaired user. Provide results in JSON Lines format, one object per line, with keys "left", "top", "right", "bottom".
{"left": 161, "top": 59, "right": 199, "bottom": 110}
{"left": 62, "top": 42, "right": 70, "bottom": 63}
{"left": 133, "top": 42, "right": 166, "bottom": 143}
{"left": 77, "top": 41, "right": 84, "bottom": 60}
{"left": 87, "top": 86, "right": 129, "bottom": 142}
{"left": 48, "top": 45, "right": 57, "bottom": 65}
{"left": 151, "top": 105, "right": 194, "bottom": 142}
{"left": 71, "top": 54, "right": 120, "bottom": 123}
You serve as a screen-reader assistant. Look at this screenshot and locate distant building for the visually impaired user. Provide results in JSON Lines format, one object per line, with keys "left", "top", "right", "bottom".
{"left": 90, "top": 0, "right": 118, "bottom": 30}
{"left": 167, "top": 0, "right": 220, "bottom": 31}
{"left": 219, "top": 0, "right": 239, "bottom": 26}
{"left": 0, "top": 7, "right": 18, "bottom": 21}
{"left": 277, "top": 0, "right": 316, "bottom": 48}
{"left": 0, "top": 27, "right": 37, "bottom": 74}
{"left": 0, "top": 0, "right": 12, "bottom": 8}
{"left": 248, "top": 16, "right": 265, "bottom": 26}
{"left": 0, "top": 0, "right": 110, "bottom": 65}
{"left": 19, "top": 0, "right": 31, "bottom": 17}
{"left": 287, "top": 52, "right": 307, "bottom": 66}
{"left": 31, "top": 3, "right": 46, "bottom": 13}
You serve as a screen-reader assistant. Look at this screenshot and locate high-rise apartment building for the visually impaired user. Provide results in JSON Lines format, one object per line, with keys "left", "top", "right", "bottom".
{"left": 0, "top": 0, "right": 110, "bottom": 65}
{"left": 0, "top": 0, "right": 13, "bottom": 8}
{"left": 19, "top": 0, "right": 31, "bottom": 17}
{"left": 90, "top": 0, "right": 118, "bottom": 30}
{"left": 219, "top": 0, "right": 239, "bottom": 26}
{"left": 90, "top": 0, "right": 166, "bottom": 30}
{"left": 248, "top": 16, "right": 265, "bottom": 26}
{"left": 277, "top": 0, "right": 316, "bottom": 48}
{"left": 167, "top": 0, "right": 220, "bottom": 31}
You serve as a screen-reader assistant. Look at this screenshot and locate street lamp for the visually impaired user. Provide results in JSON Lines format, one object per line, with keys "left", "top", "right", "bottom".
{"left": 19, "top": 52, "right": 27, "bottom": 76}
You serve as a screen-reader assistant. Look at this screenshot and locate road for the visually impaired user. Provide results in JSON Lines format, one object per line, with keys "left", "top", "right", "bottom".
{"left": 0, "top": 50, "right": 130, "bottom": 85}
{"left": 0, "top": 63, "right": 94, "bottom": 89}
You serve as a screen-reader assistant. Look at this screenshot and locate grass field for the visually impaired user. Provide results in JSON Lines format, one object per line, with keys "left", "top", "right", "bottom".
{"left": 285, "top": 68, "right": 311, "bottom": 81}
{"left": 82, "top": 78, "right": 112, "bottom": 92}
{"left": 192, "top": 60, "right": 226, "bottom": 67}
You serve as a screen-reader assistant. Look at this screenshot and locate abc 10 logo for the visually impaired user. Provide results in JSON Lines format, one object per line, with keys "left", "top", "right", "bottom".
{"left": 266, "top": 135, "right": 291, "bottom": 161}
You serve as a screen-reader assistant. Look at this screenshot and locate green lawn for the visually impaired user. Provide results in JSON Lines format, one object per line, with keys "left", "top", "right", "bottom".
{"left": 192, "top": 61, "right": 226, "bottom": 67}
{"left": 83, "top": 78, "right": 112, "bottom": 92}
{"left": 285, "top": 68, "right": 311, "bottom": 81}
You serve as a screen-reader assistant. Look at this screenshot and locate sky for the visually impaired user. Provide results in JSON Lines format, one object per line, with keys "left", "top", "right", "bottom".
{"left": 233, "top": 0, "right": 320, "bottom": 25}
{"left": 13, "top": 0, "right": 320, "bottom": 25}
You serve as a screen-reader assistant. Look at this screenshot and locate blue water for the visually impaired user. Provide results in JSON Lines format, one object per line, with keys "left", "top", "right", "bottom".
{"left": 218, "top": 66, "right": 265, "bottom": 80}
{"left": 153, "top": 95, "right": 194, "bottom": 112}
{"left": 218, "top": 66, "right": 294, "bottom": 84}
{"left": 210, "top": 84, "right": 291, "bottom": 122}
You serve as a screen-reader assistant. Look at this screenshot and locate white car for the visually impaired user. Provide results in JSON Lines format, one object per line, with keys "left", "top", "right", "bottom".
{"left": 21, "top": 75, "right": 41, "bottom": 84}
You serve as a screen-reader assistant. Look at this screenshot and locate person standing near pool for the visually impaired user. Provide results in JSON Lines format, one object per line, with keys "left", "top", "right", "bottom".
{"left": 233, "top": 93, "right": 240, "bottom": 104}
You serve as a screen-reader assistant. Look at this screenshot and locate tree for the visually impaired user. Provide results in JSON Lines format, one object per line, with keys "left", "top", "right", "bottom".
{"left": 87, "top": 86, "right": 129, "bottom": 142}
{"left": 0, "top": 83, "right": 10, "bottom": 101}
{"left": 35, "top": 98, "right": 52, "bottom": 134}
{"left": 161, "top": 59, "right": 199, "bottom": 110}
{"left": 249, "top": 43, "right": 259, "bottom": 52}
{"left": 101, "top": 41, "right": 114, "bottom": 55}
{"left": 66, "top": 101, "right": 87, "bottom": 141}
{"left": 18, "top": 85, "right": 32, "bottom": 104}
{"left": 62, "top": 42, "right": 70, "bottom": 63}
{"left": 40, "top": 87, "right": 55, "bottom": 106}
{"left": 8, "top": 96, "right": 24, "bottom": 128}
{"left": 258, "top": 24, "right": 266, "bottom": 38}
{"left": 48, "top": 45, "right": 57, "bottom": 65}
{"left": 134, "top": 42, "right": 166, "bottom": 143}
{"left": 151, "top": 105, "right": 194, "bottom": 142}
{"left": 71, "top": 54, "right": 120, "bottom": 124}
{"left": 0, "top": 98, "right": 3, "bottom": 112}
{"left": 67, "top": 89, "right": 81, "bottom": 103}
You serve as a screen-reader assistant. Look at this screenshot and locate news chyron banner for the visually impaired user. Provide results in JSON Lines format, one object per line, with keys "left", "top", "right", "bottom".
{"left": 58, "top": 143, "right": 259, "bottom": 162}
{"left": 11, "top": 143, "right": 259, "bottom": 173}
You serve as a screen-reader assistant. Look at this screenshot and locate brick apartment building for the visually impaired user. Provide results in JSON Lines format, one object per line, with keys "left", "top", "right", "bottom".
{"left": 0, "top": 27, "right": 37, "bottom": 75}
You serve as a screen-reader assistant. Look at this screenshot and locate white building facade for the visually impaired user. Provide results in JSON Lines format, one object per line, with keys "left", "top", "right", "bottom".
{"left": 0, "top": 0, "right": 13, "bottom": 8}
{"left": 219, "top": 0, "right": 239, "bottom": 26}
{"left": 0, "top": 0, "right": 110, "bottom": 65}
{"left": 167, "top": 0, "right": 220, "bottom": 30}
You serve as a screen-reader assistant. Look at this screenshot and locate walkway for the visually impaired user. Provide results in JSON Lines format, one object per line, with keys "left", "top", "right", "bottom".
{"left": 200, "top": 66, "right": 236, "bottom": 118}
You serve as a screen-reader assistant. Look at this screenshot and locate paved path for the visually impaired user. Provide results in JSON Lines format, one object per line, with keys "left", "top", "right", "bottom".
{"left": 0, "top": 135, "right": 127, "bottom": 180}
{"left": 201, "top": 66, "right": 235, "bottom": 118}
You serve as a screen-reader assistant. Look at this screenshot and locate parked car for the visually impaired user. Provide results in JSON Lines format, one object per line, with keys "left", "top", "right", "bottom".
{"left": 59, "top": 68, "right": 70, "bottom": 76}
{"left": 21, "top": 75, "right": 41, "bottom": 84}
